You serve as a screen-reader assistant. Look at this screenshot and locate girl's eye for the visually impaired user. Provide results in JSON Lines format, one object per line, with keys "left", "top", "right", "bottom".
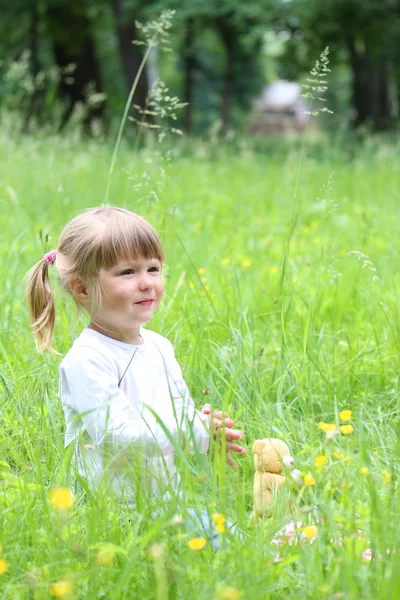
{"left": 148, "top": 267, "right": 160, "bottom": 272}
{"left": 122, "top": 269, "right": 134, "bottom": 275}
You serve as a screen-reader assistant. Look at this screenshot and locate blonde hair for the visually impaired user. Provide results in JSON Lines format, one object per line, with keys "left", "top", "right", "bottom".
{"left": 26, "top": 207, "right": 164, "bottom": 352}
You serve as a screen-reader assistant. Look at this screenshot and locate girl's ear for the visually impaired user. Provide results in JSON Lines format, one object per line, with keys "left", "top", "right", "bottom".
{"left": 70, "top": 277, "right": 89, "bottom": 303}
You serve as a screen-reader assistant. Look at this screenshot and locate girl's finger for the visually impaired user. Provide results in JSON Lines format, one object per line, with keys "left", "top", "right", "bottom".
{"left": 225, "top": 442, "right": 247, "bottom": 454}
{"left": 214, "top": 417, "right": 234, "bottom": 429}
{"left": 202, "top": 404, "right": 212, "bottom": 414}
{"left": 223, "top": 428, "right": 244, "bottom": 441}
{"left": 212, "top": 410, "right": 229, "bottom": 421}
{"left": 226, "top": 454, "right": 239, "bottom": 470}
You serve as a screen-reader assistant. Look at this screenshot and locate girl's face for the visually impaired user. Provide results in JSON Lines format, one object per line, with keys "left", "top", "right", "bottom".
{"left": 89, "top": 256, "right": 163, "bottom": 343}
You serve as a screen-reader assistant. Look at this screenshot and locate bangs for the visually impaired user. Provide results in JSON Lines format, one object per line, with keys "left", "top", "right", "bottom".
{"left": 95, "top": 211, "right": 164, "bottom": 270}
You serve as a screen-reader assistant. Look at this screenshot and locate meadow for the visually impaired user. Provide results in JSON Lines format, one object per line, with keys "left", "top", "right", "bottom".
{"left": 0, "top": 128, "right": 399, "bottom": 599}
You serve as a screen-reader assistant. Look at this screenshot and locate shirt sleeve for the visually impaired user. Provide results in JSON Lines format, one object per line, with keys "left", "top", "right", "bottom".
{"left": 60, "top": 348, "right": 209, "bottom": 457}
{"left": 156, "top": 337, "right": 210, "bottom": 456}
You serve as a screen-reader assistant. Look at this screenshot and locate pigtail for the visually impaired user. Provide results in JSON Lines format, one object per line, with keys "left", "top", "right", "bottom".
{"left": 26, "top": 255, "right": 57, "bottom": 353}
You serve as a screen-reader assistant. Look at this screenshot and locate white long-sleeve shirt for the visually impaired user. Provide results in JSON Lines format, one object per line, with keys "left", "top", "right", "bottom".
{"left": 59, "top": 328, "right": 210, "bottom": 500}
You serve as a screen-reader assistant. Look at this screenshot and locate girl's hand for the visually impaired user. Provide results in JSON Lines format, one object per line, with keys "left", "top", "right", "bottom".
{"left": 202, "top": 404, "right": 246, "bottom": 470}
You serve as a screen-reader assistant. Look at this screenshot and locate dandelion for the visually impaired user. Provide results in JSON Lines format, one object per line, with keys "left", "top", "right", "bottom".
{"left": 221, "top": 258, "right": 230, "bottom": 265}
{"left": 383, "top": 470, "right": 391, "bottom": 483}
{"left": 271, "top": 267, "right": 278, "bottom": 274}
{"left": 314, "top": 455, "right": 327, "bottom": 468}
{"left": 187, "top": 538, "right": 206, "bottom": 550}
{"left": 242, "top": 260, "right": 251, "bottom": 267}
{"left": 49, "top": 579, "right": 73, "bottom": 598}
{"left": 189, "top": 282, "right": 195, "bottom": 289}
{"left": 212, "top": 513, "right": 225, "bottom": 525}
{"left": 340, "top": 425, "right": 354, "bottom": 435}
{"left": 339, "top": 410, "right": 352, "bottom": 422}
{"left": 360, "top": 467, "right": 370, "bottom": 476}
{"left": 303, "top": 474, "right": 316, "bottom": 486}
{"left": 318, "top": 422, "right": 336, "bottom": 432}
{"left": 96, "top": 548, "right": 116, "bottom": 567}
{"left": 0, "top": 558, "right": 8, "bottom": 575}
{"left": 49, "top": 488, "right": 74, "bottom": 511}
{"left": 217, "top": 587, "right": 241, "bottom": 600}
{"left": 302, "top": 525, "right": 318, "bottom": 539}
{"left": 212, "top": 513, "right": 226, "bottom": 534}
{"left": 333, "top": 451, "right": 350, "bottom": 462}
{"left": 198, "top": 267, "right": 206, "bottom": 274}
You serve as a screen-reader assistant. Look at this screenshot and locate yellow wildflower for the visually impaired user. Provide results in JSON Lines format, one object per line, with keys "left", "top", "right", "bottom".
{"left": 303, "top": 474, "right": 316, "bottom": 486}
{"left": 340, "top": 425, "right": 354, "bottom": 435}
{"left": 303, "top": 525, "right": 318, "bottom": 539}
{"left": 360, "top": 467, "right": 370, "bottom": 476}
{"left": 216, "top": 522, "right": 226, "bottom": 534}
{"left": 49, "top": 579, "right": 73, "bottom": 598}
{"left": 201, "top": 277, "right": 207, "bottom": 283}
{"left": 194, "top": 222, "right": 202, "bottom": 229}
{"left": 333, "top": 451, "right": 350, "bottom": 462}
{"left": 314, "top": 455, "right": 327, "bottom": 468}
{"left": 383, "top": 470, "right": 391, "bottom": 483}
{"left": 96, "top": 548, "right": 116, "bottom": 567}
{"left": 204, "top": 285, "right": 210, "bottom": 291}
{"left": 221, "top": 258, "right": 230, "bottom": 265}
{"left": 313, "top": 237, "right": 321, "bottom": 244}
{"left": 242, "top": 260, "right": 251, "bottom": 268}
{"left": 318, "top": 422, "right": 336, "bottom": 432}
{"left": 0, "top": 558, "right": 8, "bottom": 575}
{"left": 198, "top": 267, "right": 206, "bottom": 274}
{"left": 49, "top": 488, "right": 74, "bottom": 511}
{"left": 212, "top": 513, "right": 225, "bottom": 525}
{"left": 189, "top": 282, "right": 195, "bottom": 289}
{"left": 217, "top": 587, "right": 241, "bottom": 600}
{"left": 187, "top": 538, "right": 206, "bottom": 550}
{"left": 339, "top": 410, "right": 352, "bottom": 422}
{"left": 271, "top": 267, "right": 278, "bottom": 274}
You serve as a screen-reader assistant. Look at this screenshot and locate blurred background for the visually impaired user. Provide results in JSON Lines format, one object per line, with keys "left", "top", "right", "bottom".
{"left": 0, "top": 0, "right": 399, "bottom": 138}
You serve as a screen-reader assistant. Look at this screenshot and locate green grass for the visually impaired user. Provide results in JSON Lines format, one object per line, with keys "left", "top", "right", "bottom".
{"left": 0, "top": 130, "right": 399, "bottom": 599}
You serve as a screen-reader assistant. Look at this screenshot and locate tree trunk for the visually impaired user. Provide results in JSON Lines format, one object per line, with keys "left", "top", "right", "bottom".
{"left": 183, "top": 17, "right": 195, "bottom": 134}
{"left": 346, "top": 36, "right": 392, "bottom": 131}
{"left": 216, "top": 19, "right": 235, "bottom": 132}
{"left": 109, "top": 0, "right": 150, "bottom": 114}
{"left": 23, "top": 1, "right": 41, "bottom": 132}
{"left": 372, "top": 58, "right": 391, "bottom": 131}
{"left": 46, "top": 0, "right": 104, "bottom": 133}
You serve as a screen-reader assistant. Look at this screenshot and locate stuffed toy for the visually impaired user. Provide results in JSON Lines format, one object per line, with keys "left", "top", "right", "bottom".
{"left": 253, "top": 438, "right": 302, "bottom": 518}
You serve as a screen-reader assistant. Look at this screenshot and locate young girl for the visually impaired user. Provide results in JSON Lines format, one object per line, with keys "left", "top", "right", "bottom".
{"left": 26, "top": 207, "right": 246, "bottom": 510}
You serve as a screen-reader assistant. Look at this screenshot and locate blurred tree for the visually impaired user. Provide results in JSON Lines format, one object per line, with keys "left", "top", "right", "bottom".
{"left": 46, "top": 0, "right": 104, "bottom": 132}
{"left": 284, "top": 0, "right": 400, "bottom": 131}
{"left": 150, "top": 0, "right": 277, "bottom": 132}
{"left": 109, "top": 0, "right": 150, "bottom": 114}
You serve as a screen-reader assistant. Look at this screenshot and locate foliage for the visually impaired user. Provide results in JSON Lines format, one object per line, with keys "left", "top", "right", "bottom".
{"left": 0, "top": 129, "right": 399, "bottom": 596}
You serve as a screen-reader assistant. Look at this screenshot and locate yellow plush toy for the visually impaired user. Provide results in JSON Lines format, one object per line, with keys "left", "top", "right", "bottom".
{"left": 253, "top": 438, "right": 302, "bottom": 518}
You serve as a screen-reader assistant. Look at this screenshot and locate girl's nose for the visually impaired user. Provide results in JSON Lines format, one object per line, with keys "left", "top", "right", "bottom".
{"left": 138, "top": 273, "right": 153, "bottom": 290}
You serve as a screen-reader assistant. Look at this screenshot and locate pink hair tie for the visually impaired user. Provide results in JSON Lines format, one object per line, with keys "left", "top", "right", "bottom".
{"left": 43, "top": 250, "right": 57, "bottom": 265}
